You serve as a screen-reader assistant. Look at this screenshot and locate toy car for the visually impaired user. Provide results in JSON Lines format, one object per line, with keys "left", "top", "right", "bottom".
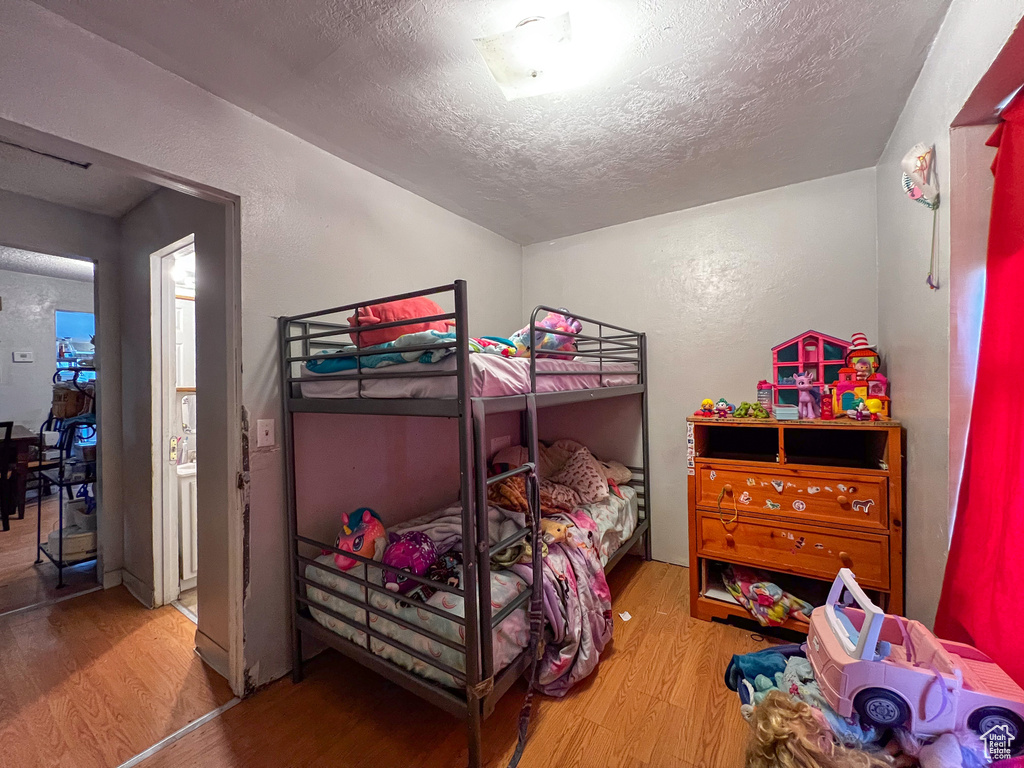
{"left": 806, "top": 569, "right": 1024, "bottom": 755}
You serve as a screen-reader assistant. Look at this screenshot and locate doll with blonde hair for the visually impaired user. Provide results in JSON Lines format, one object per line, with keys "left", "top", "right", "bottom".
{"left": 746, "top": 691, "right": 893, "bottom": 768}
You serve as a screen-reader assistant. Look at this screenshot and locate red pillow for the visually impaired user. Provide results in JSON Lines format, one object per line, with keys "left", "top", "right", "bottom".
{"left": 348, "top": 297, "right": 450, "bottom": 348}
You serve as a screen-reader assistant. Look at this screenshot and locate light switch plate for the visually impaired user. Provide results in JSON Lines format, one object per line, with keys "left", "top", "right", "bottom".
{"left": 256, "top": 419, "right": 275, "bottom": 448}
{"left": 12, "top": 350, "right": 33, "bottom": 363}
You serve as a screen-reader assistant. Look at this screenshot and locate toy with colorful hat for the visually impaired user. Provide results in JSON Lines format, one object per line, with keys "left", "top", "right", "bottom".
{"left": 830, "top": 333, "right": 891, "bottom": 419}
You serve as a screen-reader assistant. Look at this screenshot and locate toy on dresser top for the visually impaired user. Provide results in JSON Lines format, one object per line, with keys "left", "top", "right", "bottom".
{"left": 765, "top": 330, "right": 891, "bottom": 421}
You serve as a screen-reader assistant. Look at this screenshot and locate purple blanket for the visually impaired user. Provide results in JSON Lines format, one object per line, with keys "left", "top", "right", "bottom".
{"left": 513, "top": 510, "right": 613, "bottom": 696}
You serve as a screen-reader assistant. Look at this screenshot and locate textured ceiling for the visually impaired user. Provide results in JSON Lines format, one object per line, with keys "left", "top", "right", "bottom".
{"left": 0, "top": 246, "right": 95, "bottom": 282}
{"left": 0, "top": 141, "right": 159, "bottom": 218}
{"left": 30, "top": 0, "right": 951, "bottom": 243}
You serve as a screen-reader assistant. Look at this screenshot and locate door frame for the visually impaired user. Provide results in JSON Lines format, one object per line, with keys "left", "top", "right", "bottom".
{"left": 150, "top": 235, "right": 193, "bottom": 607}
{"left": 0, "top": 117, "right": 246, "bottom": 697}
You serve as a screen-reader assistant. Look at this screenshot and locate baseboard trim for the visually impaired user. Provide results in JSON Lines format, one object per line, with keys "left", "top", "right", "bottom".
{"left": 121, "top": 570, "right": 155, "bottom": 608}
{"left": 195, "top": 629, "right": 231, "bottom": 681}
{"left": 103, "top": 568, "right": 123, "bottom": 589}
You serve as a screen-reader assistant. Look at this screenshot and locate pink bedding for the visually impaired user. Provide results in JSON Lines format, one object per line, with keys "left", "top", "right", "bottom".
{"left": 299, "top": 354, "right": 638, "bottom": 399}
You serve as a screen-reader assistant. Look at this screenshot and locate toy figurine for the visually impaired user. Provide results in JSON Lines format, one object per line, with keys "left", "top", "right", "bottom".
{"left": 848, "top": 400, "right": 871, "bottom": 421}
{"left": 713, "top": 398, "right": 734, "bottom": 418}
{"left": 735, "top": 402, "right": 771, "bottom": 419}
{"left": 793, "top": 371, "right": 821, "bottom": 420}
{"left": 820, "top": 386, "right": 834, "bottom": 420}
{"left": 693, "top": 398, "right": 715, "bottom": 417}
{"left": 749, "top": 403, "right": 771, "bottom": 419}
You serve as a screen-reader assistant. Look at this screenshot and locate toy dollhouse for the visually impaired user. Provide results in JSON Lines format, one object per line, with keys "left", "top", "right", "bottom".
{"left": 831, "top": 334, "right": 891, "bottom": 417}
{"left": 771, "top": 330, "right": 851, "bottom": 408}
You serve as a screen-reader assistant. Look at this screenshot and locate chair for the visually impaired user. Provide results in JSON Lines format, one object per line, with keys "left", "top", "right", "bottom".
{"left": 0, "top": 422, "right": 14, "bottom": 532}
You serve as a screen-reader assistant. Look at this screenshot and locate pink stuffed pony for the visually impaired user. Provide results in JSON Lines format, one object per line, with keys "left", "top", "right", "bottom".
{"left": 509, "top": 310, "right": 582, "bottom": 359}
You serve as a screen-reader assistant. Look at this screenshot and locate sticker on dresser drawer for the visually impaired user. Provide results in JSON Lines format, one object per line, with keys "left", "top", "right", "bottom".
{"left": 771, "top": 480, "right": 784, "bottom": 492}
{"left": 852, "top": 499, "right": 874, "bottom": 514}
{"left": 739, "top": 492, "right": 751, "bottom": 504}
{"left": 793, "top": 500, "right": 806, "bottom": 512}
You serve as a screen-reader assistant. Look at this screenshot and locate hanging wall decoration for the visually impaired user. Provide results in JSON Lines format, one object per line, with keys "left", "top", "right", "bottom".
{"left": 901, "top": 143, "right": 941, "bottom": 290}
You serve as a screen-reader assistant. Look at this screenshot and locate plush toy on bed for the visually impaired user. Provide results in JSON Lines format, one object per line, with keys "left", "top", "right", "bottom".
{"left": 381, "top": 531, "right": 437, "bottom": 595}
{"left": 509, "top": 310, "right": 582, "bottom": 360}
{"left": 333, "top": 507, "right": 387, "bottom": 570}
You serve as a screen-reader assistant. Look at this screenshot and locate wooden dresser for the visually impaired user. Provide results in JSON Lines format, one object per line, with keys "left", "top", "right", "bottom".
{"left": 686, "top": 418, "right": 904, "bottom": 630}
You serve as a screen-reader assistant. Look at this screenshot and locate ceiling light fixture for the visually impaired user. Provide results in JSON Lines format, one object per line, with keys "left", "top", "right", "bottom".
{"left": 476, "top": 11, "right": 609, "bottom": 101}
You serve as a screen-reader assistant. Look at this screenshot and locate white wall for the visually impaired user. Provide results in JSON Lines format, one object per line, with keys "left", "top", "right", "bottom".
{"left": 0, "top": 0, "right": 521, "bottom": 688}
{"left": 523, "top": 168, "right": 879, "bottom": 566}
{"left": 875, "top": 0, "right": 1024, "bottom": 626}
{"left": 0, "top": 268, "right": 93, "bottom": 427}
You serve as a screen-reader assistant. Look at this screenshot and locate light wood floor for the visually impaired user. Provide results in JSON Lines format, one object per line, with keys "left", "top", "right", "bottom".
{"left": 141, "top": 560, "right": 765, "bottom": 768}
{"left": 0, "top": 585, "right": 235, "bottom": 768}
{"left": 0, "top": 495, "right": 100, "bottom": 616}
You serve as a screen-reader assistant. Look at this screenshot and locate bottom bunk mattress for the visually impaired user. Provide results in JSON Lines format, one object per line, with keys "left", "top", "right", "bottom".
{"left": 298, "top": 354, "right": 639, "bottom": 400}
{"left": 303, "top": 487, "right": 639, "bottom": 689}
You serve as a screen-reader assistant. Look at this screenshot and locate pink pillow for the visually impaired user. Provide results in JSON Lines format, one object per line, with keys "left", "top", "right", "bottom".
{"left": 550, "top": 447, "right": 609, "bottom": 504}
{"left": 348, "top": 297, "right": 450, "bottom": 348}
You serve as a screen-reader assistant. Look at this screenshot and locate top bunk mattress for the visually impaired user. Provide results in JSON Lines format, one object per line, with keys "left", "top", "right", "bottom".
{"left": 299, "top": 354, "right": 639, "bottom": 400}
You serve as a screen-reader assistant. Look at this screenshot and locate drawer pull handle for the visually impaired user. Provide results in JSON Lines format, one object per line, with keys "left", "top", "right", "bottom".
{"left": 716, "top": 487, "right": 738, "bottom": 527}
{"left": 725, "top": 534, "right": 735, "bottom": 546}
{"left": 836, "top": 495, "right": 849, "bottom": 507}
{"left": 723, "top": 483, "right": 732, "bottom": 494}
{"left": 839, "top": 551, "right": 853, "bottom": 567}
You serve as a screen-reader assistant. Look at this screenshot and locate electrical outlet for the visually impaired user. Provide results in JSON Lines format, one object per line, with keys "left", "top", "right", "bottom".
{"left": 490, "top": 434, "right": 511, "bottom": 455}
{"left": 256, "top": 419, "right": 275, "bottom": 448}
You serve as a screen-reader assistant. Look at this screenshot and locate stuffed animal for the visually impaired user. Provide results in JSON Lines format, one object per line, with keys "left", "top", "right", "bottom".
{"left": 427, "top": 551, "right": 462, "bottom": 590}
{"left": 540, "top": 518, "right": 574, "bottom": 546}
{"left": 509, "top": 310, "right": 582, "bottom": 359}
{"left": 334, "top": 508, "right": 387, "bottom": 570}
{"left": 381, "top": 531, "right": 437, "bottom": 595}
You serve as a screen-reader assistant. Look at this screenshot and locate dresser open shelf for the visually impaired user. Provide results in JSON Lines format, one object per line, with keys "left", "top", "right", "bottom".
{"left": 687, "top": 417, "right": 905, "bottom": 630}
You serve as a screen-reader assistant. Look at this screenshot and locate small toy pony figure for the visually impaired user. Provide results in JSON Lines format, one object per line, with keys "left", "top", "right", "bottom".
{"left": 381, "top": 531, "right": 437, "bottom": 596}
{"left": 793, "top": 372, "right": 821, "bottom": 420}
{"left": 334, "top": 508, "right": 387, "bottom": 570}
{"left": 509, "top": 310, "right": 582, "bottom": 359}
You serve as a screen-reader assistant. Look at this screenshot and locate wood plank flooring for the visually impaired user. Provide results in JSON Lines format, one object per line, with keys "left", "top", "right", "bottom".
{"left": 0, "top": 586, "right": 235, "bottom": 768}
{"left": 141, "top": 560, "right": 766, "bottom": 768}
{"left": 0, "top": 495, "right": 100, "bottom": 616}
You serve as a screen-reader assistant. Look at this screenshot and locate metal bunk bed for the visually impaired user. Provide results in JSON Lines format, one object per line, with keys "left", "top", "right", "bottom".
{"left": 278, "top": 280, "right": 651, "bottom": 767}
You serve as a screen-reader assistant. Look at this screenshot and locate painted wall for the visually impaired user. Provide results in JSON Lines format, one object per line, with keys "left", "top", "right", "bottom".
{"left": 0, "top": 0, "right": 521, "bottom": 687}
{"left": 0, "top": 189, "right": 124, "bottom": 587}
{"left": 875, "top": 0, "right": 1024, "bottom": 626}
{"left": 118, "top": 188, "right": 233, "bottom": 672}
{"left": 523, "top": 168, "right": 879, "bottom": 566}
{"left": 0, "top": 268, "right": 93, "bottom": 427}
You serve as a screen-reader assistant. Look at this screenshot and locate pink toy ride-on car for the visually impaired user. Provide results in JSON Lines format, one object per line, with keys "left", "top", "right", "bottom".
{"left": 807, "top": 569, "right": 1024, "bottom": 755}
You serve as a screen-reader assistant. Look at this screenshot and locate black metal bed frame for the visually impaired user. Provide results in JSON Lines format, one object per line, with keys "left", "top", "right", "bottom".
{"left": 278, "top": 280, "right": 652, "bottom": 767}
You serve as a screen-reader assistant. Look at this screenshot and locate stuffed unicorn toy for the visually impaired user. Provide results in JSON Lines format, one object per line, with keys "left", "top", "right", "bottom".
{"left": 334, "top": 508, "right": 387, "bottom": 570}
{"left": 509, "top": 310, "right": 582, "bottom": 359}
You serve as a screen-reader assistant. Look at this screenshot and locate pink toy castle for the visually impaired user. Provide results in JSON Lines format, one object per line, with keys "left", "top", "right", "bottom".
{"left": 771, "top": 331, "right": 851, "bottom": 410}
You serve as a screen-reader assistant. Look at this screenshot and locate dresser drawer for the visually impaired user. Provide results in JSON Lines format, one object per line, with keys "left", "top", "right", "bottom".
{"left": 696, "top": 465, "right": 887, "bottom": 530}
{"left": 696, "top": 514, "right": 889, "bottom": 588}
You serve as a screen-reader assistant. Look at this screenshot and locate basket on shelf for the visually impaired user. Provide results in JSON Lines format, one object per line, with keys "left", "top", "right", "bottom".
{"left": 51, "top": 383, "right": 92, "bottom": 418}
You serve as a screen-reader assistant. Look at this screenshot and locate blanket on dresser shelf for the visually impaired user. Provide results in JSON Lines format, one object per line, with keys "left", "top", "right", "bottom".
{"left": 393, "top": 503, "right": 612, "bottom": 696}
{"left": 306, "top": 331, "right": 515, "bottom": 373}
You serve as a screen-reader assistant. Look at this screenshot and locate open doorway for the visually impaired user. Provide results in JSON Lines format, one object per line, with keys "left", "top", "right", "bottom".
{"left": 151, "top": 237, "right": 200, "bottom": 623}
{"left": 0, "top": 248, "right": 101, "bottom": 612}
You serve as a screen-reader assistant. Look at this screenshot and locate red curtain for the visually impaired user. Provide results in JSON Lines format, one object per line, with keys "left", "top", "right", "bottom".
{"left": 935, "top": 95, "right": 1024, "bottom": 687}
